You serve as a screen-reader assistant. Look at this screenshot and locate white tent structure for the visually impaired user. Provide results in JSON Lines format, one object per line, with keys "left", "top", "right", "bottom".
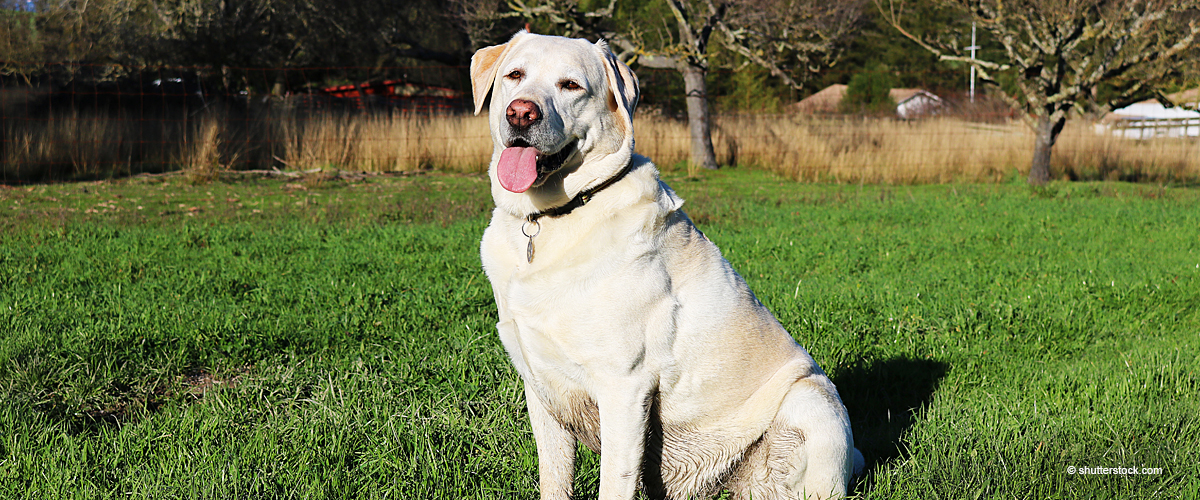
{"left": 1097, "top": 93, "right": 1200, "bottom": 139}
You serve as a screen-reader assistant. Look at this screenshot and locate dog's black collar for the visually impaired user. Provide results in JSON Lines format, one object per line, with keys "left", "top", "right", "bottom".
{"left": 525, "top": 160, "right": 635, "bottom": 223}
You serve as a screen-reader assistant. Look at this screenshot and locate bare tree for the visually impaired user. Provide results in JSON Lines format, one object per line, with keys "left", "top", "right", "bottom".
{"left": 461, "top": 0, "right": 863, "bottom": 171}
{"left": 714, "top": 0, "right": 864, "bottom": 91}
{"left": 622, "top": 0, "right": 726, "bottom": 170}
{"left": 878, "top": 0, "right": 1200, "bottom": 185}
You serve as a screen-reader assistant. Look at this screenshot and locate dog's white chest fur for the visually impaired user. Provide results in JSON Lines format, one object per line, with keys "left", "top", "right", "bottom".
{"left": 481, "top": 163, "right": 678, "bottom": 383}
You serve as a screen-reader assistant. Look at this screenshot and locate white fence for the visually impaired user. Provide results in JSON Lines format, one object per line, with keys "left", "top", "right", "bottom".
{"left": 1097, "top": 118, "right": 1200, "bottom": 140}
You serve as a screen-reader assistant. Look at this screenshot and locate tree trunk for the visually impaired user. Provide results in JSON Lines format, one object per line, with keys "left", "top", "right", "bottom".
{"left": 1028, "top": 113, "right": 1065, "bottom": 185}
{"left": 682, "top": 64, "right": 719, "bottom": 171}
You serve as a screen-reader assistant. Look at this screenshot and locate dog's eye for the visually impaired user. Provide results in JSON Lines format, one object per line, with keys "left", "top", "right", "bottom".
{"left": 559, "top": 80, "right": 581, "bottom": 91}
{"left": 505, "top": 70, "right": 524, "bottom": 80}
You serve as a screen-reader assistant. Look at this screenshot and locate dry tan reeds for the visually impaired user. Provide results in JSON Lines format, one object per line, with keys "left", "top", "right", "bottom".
{"left": 1052, "top": 123, "right": 1200, "bottom": 182}
{"left": 635, "top": 115, "right": 1200, "bottom": 183}
{"left": 180, "top": 118, "right": 237, "bottom": 184}
{"left": 277, "top": 113, "right": 491, "bottom": 173}
{"left": 701, "top": 115, "right": 1030, "bottom": 183}
{"left": 4, "top": 110, "right": 1199, "bottom": 184}
{"left": 2, "top": 112, "right": 139, "bottom": 180}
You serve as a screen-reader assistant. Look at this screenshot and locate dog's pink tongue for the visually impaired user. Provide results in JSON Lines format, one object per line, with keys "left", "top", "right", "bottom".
{"left": 497, "top": 147, "right": 539, "bottom": 193}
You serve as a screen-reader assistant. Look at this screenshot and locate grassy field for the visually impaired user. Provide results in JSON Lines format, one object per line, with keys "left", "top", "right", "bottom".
{"left": 1, "top": 169, "right": 1198, "bottom": 499}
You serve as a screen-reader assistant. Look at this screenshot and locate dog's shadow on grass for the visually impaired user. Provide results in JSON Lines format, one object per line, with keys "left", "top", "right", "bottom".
{"left": 834, "top": 357, "right": 949, "bottom": 489}
{"left": 573, "top": 357, "right": 947, "bottom": 499}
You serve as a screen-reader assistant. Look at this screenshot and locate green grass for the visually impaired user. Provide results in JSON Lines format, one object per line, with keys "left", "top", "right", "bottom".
{"left": 1, "top": 169, "right": 1198, "bottom": 499}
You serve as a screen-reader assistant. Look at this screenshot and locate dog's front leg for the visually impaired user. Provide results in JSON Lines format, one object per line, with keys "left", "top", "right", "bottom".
{"left": 526, "top": 385, "right": 577, "bottom": 499}
{"left": 596, "top": 376, "right": 655, "bottom": 500}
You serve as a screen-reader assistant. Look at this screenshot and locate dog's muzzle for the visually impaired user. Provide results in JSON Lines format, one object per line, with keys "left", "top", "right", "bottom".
{"left": 497, "top": 99, "right": 577, "bottom": 193}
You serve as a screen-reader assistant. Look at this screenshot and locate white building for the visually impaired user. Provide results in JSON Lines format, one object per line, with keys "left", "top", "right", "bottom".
{"left": 788, "top": 85, "right": 944, "bottom": 119}
{"left": 891, "top": 89, "right": 944, "bottom": 119}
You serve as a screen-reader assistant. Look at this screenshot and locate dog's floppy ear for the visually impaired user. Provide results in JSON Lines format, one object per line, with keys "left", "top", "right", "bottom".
{"left": 470, "top": 31, "right": 525, "bottom": 116}
{"left": 596, "top": 39, "right": 640, "bottom": 135}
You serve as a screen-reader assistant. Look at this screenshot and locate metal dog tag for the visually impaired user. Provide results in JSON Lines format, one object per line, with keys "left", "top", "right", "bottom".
{"left": 521, "top": 219, "right": 541, "bottom": 263}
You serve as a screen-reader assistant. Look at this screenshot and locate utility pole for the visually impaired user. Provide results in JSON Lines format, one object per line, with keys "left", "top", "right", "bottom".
{"left": 967, "top": 22, "right": 979, "bottom": 103}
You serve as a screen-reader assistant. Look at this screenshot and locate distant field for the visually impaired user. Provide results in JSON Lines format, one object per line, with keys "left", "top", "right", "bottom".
{"left": 1, "top": 169, "right": 1198, "bottom": 498}
{"left": 6, "top": 110, "right": 1200, "bottom": 184}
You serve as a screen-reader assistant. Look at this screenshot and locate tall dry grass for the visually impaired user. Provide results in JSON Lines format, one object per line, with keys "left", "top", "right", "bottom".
{"left": 179, "top": 117, "right": 240, "bottom": 184}
{"left": 4, "top": 109, "right": 1199, "bottom": 184}
{"left": 1, "top": 110, "right": 221, "bottom": 181}
{"left": 633, "top": 115, "right": 1200, "bottom": 183}
{"left": 1053, "top": 123, "right": 1200, "bottom": 182}
{"left": 277, "top": 113, "right": 490, "bottom": 172}
{"left": 707, "top": 116, "right": 1031, "bottom": 183}
{"left": 2, "top": 112, "right": 154, "bottom": 180}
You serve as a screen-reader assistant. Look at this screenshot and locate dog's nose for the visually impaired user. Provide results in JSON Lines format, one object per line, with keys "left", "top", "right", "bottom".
{"left": 506, "top": 99, "right": 541, "bottom": 129}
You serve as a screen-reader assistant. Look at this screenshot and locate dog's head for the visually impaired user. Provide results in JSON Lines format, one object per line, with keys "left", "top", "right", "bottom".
{"left": 471, "top": 31, "right": 639, "bottom": 216}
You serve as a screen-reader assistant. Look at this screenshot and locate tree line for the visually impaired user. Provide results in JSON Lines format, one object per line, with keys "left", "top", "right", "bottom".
{"left": 3, "top": 0, "right": 1198, "bottom": 184}
{"left": 0, "top": 0, "right": 472, "bottom": 91}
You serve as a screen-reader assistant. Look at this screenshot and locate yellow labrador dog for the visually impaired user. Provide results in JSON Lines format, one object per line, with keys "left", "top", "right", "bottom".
{"left": 472, "top": 31, "right": 862, "bottom": 500}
